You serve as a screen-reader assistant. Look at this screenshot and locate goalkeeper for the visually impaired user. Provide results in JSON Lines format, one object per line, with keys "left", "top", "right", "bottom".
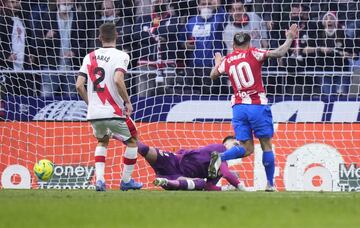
{"left": 113, "top": 135, "right": 246, "bottom": 191}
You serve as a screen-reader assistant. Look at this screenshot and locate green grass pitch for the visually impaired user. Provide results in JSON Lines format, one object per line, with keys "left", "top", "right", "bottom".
{"left": 0, "top": 190, "right": 359, "bottom": 228}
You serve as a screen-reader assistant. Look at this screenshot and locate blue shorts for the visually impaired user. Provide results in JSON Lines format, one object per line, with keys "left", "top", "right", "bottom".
{"left": 232, "top": 104, "right": 274, "bottom": 141}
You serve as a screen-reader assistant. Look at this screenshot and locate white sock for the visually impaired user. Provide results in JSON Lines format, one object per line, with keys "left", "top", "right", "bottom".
{"left": 95, "top": 146, "right": 107, "bottom": 182}
{"left": 122, "top": 147, "right": 138, "bottom": 183}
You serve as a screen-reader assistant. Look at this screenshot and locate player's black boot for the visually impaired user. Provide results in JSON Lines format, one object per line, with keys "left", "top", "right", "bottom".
{"left": 208, "top": 152, "right": 221, "bottom": 179}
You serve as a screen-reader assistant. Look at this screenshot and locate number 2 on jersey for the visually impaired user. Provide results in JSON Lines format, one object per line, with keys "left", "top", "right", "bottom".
{"left": 93, "top": 67, "right": 105, "bottom": 92}
{"left": 229, "top": 62, "right": 255, "bottom": 90}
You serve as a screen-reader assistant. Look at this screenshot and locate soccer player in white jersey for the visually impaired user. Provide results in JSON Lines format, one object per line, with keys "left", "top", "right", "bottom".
{"left": 76, "top": 23, "right": 142, "bottom": 191}
{"left": 209, "top": 24, "right": 298, "bottom": 191}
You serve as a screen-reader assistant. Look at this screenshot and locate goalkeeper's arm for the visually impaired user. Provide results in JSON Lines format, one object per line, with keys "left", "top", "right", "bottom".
{"left": 267, "top": 24, "right": 298, "bottom": 58}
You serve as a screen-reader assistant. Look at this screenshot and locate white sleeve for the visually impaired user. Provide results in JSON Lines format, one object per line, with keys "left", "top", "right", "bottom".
{"left": 115, "top": 53, "right": 130, "bottom": 73}
{"left": 251, "top": 48, "right": 269, "bottom": 62}
{"left": 78, "top": 54, "right": 89, "bottom": 77}
{"left": 217, "top": 59, "right": 226, "bottom": 74}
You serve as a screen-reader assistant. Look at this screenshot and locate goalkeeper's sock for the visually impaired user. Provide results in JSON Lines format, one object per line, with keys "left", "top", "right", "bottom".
{"left": 262, "top": 151, "right": 275, "bottom": 187}
{"left": 95, "top": 146, "right": 107, "bottom": 182}
{"left": 122, "top": 147, "right": 138, "bottom": 183}
{"left": 220, "top": 145, "right": 246, "bottom": 161}
{"left": 137, "top": 141, "right": 149, "bottom": 157}
{"left": 178, "top": 179, "right": 206, "bottom": 190}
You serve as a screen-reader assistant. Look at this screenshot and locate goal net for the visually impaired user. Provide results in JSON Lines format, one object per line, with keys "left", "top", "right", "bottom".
{"left": 0, "top": 0, "right": 359, "bottom": 191}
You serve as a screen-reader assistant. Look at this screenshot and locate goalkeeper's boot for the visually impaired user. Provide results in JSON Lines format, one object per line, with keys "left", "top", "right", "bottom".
{"left": 265, "top": 183, "right": 278, "bottom": 192}
{"left": 153, "top": 178, "right": 169, "bottom": 187}
{"left": 208, "top": 152, "right": 221, "bottom": 179}
{"left": 120, "top": 179, "right": 143, "bottom": 191}
{"left": 95, "top": 180, "right": 106, "bottom": 192}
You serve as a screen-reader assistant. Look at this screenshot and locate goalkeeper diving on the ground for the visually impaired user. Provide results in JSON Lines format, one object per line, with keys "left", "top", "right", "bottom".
{"left": 112, "top": 134, "right": 247, "bottom": 191}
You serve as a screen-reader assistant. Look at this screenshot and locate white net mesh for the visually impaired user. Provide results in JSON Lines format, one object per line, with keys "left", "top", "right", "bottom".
{"left": 0, "top": 0, "right": 359, "bottom": 191}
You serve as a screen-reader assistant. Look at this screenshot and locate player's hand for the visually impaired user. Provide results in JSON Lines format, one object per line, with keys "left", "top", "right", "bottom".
{"left": 64, "top": 51, "right": 74, "bottom": 58}
{"left": 285, "top": 24, "right": 298, "bottom": 40}
{"left": 156, "top": 36, "right": 167, "bottom": 42}
{"left": 266, "top": 21, "right": 274, "bottom": 30}
{"left": 29, "top": 54, "right": 36, "bottom": 65}
{"left": 46, "top": 30, "right": 56, "bottom": 39}
{"left": 341, "top": 51, "right": 352, "bottom": 58}
{"left": 185, "top": 40, "right": 195, "bottom": 50}
{"left": 125, "top": 102, "right": 133, "bottom": 116}
{"left": 214, "top": 52, "right": 223, "bottom": 65}
{"left": 320, "top": 47, "right": 332, "bottom": 54}
{"left": 8, "top": 53, "right": 17, "bottom": 62}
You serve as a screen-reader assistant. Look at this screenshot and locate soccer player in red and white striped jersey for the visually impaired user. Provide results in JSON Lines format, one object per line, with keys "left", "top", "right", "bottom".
{"left": 209, "top": 24, "right": 298, "bottom": 191}
{"left": 76, "top": 23, "right": 142, "bottom": 191}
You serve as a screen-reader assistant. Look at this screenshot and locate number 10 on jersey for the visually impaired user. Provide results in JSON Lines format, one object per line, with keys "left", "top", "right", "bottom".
{"left": 229, "top": 62, "right": 255, "bottom": 90}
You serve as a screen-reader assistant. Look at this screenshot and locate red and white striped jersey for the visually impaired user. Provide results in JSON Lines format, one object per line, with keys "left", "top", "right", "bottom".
{"left": 79, "top": 48, "right": 130, "bottom": 120}
{"left": 217, "top": 47, "right": 269, "bottom": 105}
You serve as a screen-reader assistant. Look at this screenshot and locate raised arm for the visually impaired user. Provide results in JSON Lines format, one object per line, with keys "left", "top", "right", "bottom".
{"left": 210, "top": 52, "right": 224, "bottom": 80}
{"left": 114, "top": 71, "right": 132, "bottom": 116}
{"left": 267, "top": 24, "right": 298, "bottom": 58}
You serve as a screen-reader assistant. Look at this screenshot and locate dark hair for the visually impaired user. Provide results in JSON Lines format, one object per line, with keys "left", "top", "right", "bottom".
{"left": 233, "top": 32, "right": 251, "bottom": 47}
{"left": 99, "top": 22, "right": 117, "bottom": 43}
{"left": 222, "top": 135, "right": 236, "bottom": 144}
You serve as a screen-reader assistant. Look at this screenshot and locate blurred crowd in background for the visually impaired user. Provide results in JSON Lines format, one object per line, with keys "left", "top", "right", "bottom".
{"left": 0, "top": 0, "right": 360, "bottom": 97}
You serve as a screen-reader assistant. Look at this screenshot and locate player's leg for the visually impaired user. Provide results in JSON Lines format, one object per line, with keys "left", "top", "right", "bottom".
{"left": 94, "top": 135, "right": 110, "bottom": 191}
{"left": 220, "top": 139, "right": 254, "bottom": 161}
{"left": 220, "top": 104, "right": 254, "bottom": 161}
{"left": 121, "top": 136, "right": 143, "bottom": 190}
{"left": 108, "top": 118, "right": 143, "bottom": 190}
{"left": 111, "top": 136, "right": 158, "bottom": 165}
{"left": 208, "top": 105, "right": 253, "bottom": 178}
{"left": 154, "top": 176, "right": 206, "bottom": 191}
{"left": 91, "top": 120, "right": 110, "bottom": 191}
{"left": 259, "top": 137, "right": 276, "bottom": 192}
{"left": 250, "top": 105, "right": 276, "bottom": 191}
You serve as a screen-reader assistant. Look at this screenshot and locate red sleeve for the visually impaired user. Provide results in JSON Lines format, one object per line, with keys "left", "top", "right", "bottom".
{"left": 251, "top": 48, "right": 269, "bottom": 62}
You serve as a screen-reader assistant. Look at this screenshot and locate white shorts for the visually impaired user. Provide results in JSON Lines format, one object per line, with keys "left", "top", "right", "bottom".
{"left": 90, "top": 118, "right": 137, "bottom": 141}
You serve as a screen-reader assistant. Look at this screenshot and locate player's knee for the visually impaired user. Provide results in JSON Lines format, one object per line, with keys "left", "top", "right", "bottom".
{"left": 97, "top": 135, "right": 110, "bottom": 147}
{"left": 259, "top": 138, "right": 272, "bottom": 151}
